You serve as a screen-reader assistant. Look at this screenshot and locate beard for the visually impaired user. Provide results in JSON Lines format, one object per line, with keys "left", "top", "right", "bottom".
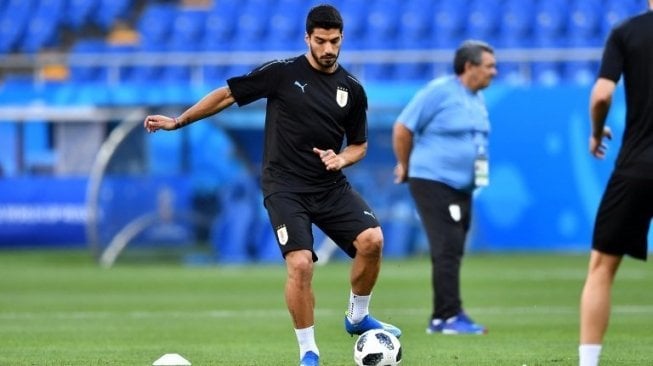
{"left": 310, "top": 46, "right": 339, "bottom": 70}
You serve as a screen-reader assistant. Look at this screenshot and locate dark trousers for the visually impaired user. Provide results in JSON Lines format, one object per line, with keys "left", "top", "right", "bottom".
{"left": 409, "top": 178, "right": 472, "bottom": 320}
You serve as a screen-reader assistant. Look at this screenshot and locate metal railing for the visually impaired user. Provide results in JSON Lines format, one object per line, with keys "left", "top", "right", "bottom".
{"left": 0, "top": 47, "right": 604, "bottom": 85}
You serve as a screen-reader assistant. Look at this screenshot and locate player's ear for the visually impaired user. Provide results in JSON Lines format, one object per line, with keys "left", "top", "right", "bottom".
{"left": 304, "top": 32, "right": 310, "bottom": 47}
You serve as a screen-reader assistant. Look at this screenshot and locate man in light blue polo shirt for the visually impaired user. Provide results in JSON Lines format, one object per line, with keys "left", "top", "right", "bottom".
{"left": 392, "top": 40, "right": 497, "bottom": 335}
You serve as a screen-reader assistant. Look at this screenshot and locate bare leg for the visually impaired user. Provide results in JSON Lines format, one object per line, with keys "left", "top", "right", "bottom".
{"left": 580, "top": 250, "right": 622, "bottom": 344}
{"left": 285, "top": 249, "right": 316, "bottom": 328}
{"left": 350, "top": 227, "right": 383, "bottom": 295}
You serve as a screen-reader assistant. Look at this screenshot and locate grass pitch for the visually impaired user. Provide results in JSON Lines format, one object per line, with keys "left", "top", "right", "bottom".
{"left": 0, "top": 250, "right": 651, "bottom": 365}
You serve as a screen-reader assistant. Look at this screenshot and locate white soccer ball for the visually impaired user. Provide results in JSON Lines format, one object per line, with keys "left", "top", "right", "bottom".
{"left": 353, "top": 329, "right": 402, "bottom": 366}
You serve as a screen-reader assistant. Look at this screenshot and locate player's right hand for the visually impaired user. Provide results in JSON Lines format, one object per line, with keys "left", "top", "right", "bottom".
{"left": 589, "top": 126, "right": 612, "bottom": 159}
{"left": 144, "top": 115, "right": 176, "bottom": 132}
{"left": 393, "top": 163, "right": 407, "bottom": 184}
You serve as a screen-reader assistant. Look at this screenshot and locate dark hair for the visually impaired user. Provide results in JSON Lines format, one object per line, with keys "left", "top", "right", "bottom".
{"left": 453, "top": 40, "right": 494, "bottom": 75}
{"left": 305, "top": 4, "right": 343, "bottom": 34}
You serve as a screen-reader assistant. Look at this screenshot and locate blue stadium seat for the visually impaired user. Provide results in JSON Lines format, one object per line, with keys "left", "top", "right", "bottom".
{"left": 127, "top": 40, "right": 167, "bottom": 83}
{"left": 0, "top": 0, "right": 34, "bottom": 53}
{"left": 362, "top": 63, "right": 395, "bottom": 82}
{"left": 339, "top": 0, "right": 367, "bottom": 40}
{"left": 365, "top": 0, "right": 401, "bottom": 41}
{"left": 201, "top": 5, "right": 233, "bottom": 83}
{"left": 162, "top": 41, "right": 200, "bottom": 83}
{"left": 104, "top": 41, "right": 138, "bottom": 83}
{"left": 397, "top": 0, "right": 433, "bottom": 49}
{"left": 0, "top": 74, "right": 38, "bottom": 104}
{"left": 64, "top": 0, "right": 100, "bottom": 30}
{"left": 396, "top": 2, "right": 435, "bottom": 80}
{"left": 533, "top": 0, "right": 568, "bottom": 47}
{"left": 394, "top": 63, "right": 432, "bottom": 82}
{"left": 204, "top": 1, "right": 239, "bottom": 46}
{"left": 431, "top": 0, "right": 467, "bottom": 49}
{"left": 497, "top": 62, "right": 529, "bottom": 86}
{"left": 562, "top": 60, "right": 598, "bottom": 85}
{"left": 69, "top": 39, "right": 107, "bottom": 82}
{"left": 94, "top": 0, "right": 132, "bottom": 31}
{"left": 499, "top": 0, "right": 534, "bottom": 42}
{"left": 566, "top": 0, "right": 603, "bottom": 47}
{"left": 136, "top": 3, "right": 177, "bottom": 46}
{"left": 265, "top": 1, "right": 303, "bottom": 51}
{"left": 169, "top": 8, "right": 208, "bottom": 46}
{"left": 464, "top": 0, "right": 501, "bottom": 43}
{"left": 532, "top": 61, "right": 563, "bottom": 86}
{"left": 600, "top": 0, "right": 639, "bottom": 38}
{"left": 20, "top": 0, "right": 64, "bottom": 53}
{"left": 232, "top": 0, "right": 271, "bottom": 49}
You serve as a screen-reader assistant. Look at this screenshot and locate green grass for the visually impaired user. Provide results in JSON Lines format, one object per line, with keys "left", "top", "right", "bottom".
{"left": 0, "top": 250, "right": 651, "bottom": 365}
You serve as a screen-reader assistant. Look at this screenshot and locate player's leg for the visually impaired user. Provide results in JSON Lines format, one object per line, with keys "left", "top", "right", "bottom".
{"left": 313, "top": 183, "right": 401, "bottom": 337}
{"left": 285, "top": 249, "right": 317, "bottom": 329}
{"left": 285, "top": 249, "right": 320, "bottom": 366}
{"left": 344, "top": 226, "right": 401, "bottom": 337}
{"left": 579, "top": 174, "right": 652, "bottom": 366}
{"left": 263, "top": 192, "right": 319, "bottom": 365}
{"left": 579, "top": 250, "right": 621, "bottom": 341}
{"left": 350, "top": 226, "right": 382, "bottom": 296}
{"left": 579, "top": 250, "right": 621, "bottom": 366}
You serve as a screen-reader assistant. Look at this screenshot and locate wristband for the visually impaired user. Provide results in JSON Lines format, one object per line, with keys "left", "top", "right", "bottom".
{"left": 173, "top": 117, "right": 182, "bottom": 130}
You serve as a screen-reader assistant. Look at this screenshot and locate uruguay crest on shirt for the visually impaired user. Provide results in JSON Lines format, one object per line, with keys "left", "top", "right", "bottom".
{"left": 336, "top": 86, "right": 348, "bottom": 107}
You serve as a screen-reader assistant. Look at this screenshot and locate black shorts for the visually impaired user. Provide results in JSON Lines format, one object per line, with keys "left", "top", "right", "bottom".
{"left": 263, "top": 183, "right": 380, "bottom": 262}
{"left": 593, "top": 173, "right": 653, "bottom": 260}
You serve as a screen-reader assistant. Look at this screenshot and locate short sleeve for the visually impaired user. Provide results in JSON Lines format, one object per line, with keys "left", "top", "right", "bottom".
{"left": 598, "top": 27, "right": 624, "bottom": 82}
{"left": 227, "top": 60, "right": 284, "bottom": 106}
{"left": 397, "top": 84, "right": 440, "bottom": 134}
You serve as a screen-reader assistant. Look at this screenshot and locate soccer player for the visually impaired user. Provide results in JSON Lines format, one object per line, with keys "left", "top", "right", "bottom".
{"left": 579, "top": 1, "right": 653, "bottom": 365}
{"left": 392, "top": 40, "right": 496, "bottom": 335}
{"left": 144, "top": 5, "right": 400, "bottom": 366}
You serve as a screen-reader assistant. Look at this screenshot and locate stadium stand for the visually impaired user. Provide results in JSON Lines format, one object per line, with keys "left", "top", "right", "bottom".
{"left": 0, "top": 0, "right": 646, "bottom": 86}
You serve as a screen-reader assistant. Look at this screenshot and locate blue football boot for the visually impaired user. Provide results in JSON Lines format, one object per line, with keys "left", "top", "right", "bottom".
{"left": 344, "top": 314, "right": 402, "bottom": 338}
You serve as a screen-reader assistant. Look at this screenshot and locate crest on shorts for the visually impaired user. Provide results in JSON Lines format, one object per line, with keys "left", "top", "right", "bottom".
{"left": 448, "top": 204, "right": 461, "bottom": 222}
{"left": 276, "top": 224, "right": 288, "bottom": 245}
{"left": 336, "top": 86, "right": 348, "bottom": 107}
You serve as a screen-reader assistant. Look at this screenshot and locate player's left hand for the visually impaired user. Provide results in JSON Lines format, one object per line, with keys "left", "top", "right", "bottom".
{"left": 313, "top": 147, "right": 344, "bottom": 171}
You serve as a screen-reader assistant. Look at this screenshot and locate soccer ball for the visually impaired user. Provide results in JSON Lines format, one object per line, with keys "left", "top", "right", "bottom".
{"left": 353, "top": 329, "right": 402, "bottom": 366}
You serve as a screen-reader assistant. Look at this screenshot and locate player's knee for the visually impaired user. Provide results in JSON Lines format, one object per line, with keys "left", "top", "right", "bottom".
{"left": 355, "top": 227, "right": 383, "bottom": 257}
{"left": 286, "top": 250, "right": 314, "bottom": 279}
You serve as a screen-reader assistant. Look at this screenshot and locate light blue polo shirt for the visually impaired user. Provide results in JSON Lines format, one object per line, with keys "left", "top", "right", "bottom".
{"left": 396, "top": 75, "right": 490, "bottom": 192}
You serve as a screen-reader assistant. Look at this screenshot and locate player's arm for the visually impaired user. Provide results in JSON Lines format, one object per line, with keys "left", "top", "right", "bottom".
{"left": 588, "top": 78, "right": 615, "bottom": 159}
{"left": 313, "top": 142, "right": 367, "bottom": 171}
{"left": 144, "top": 86, "right": 236, "bottom": 132}
{"left": 392, "top": 122, "right": 413, "bottom": 183}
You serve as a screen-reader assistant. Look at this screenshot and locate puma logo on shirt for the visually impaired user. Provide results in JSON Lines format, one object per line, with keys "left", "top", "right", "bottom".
{"left": 294, "top": 81, "right": 308, "bottom": 93}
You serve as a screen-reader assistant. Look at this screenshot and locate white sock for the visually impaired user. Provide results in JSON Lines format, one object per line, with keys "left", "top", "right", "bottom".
{"left": 579, "top": 344, "right": 602, "bottom": 366}
{"left": 295, "top": 326, "right": 319, "bottom": 359}
{"left": 347, "top": 290, "right": 371, "bottom": 324}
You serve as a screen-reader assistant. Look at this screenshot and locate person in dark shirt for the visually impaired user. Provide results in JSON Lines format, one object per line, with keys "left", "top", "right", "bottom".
{"left": 579, "top": 2, "right": 653, "bottom": 365}
{"left": 144, "top": 5, "right": 400, "bottom": 366}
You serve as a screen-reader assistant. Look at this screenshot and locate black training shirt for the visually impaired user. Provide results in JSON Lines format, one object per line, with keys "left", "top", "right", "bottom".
{"left": 227, "top": 55, "right": 368, "bottom": 196}
{"left": 598, "top": 10, "right": 653, "bottom": 177}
